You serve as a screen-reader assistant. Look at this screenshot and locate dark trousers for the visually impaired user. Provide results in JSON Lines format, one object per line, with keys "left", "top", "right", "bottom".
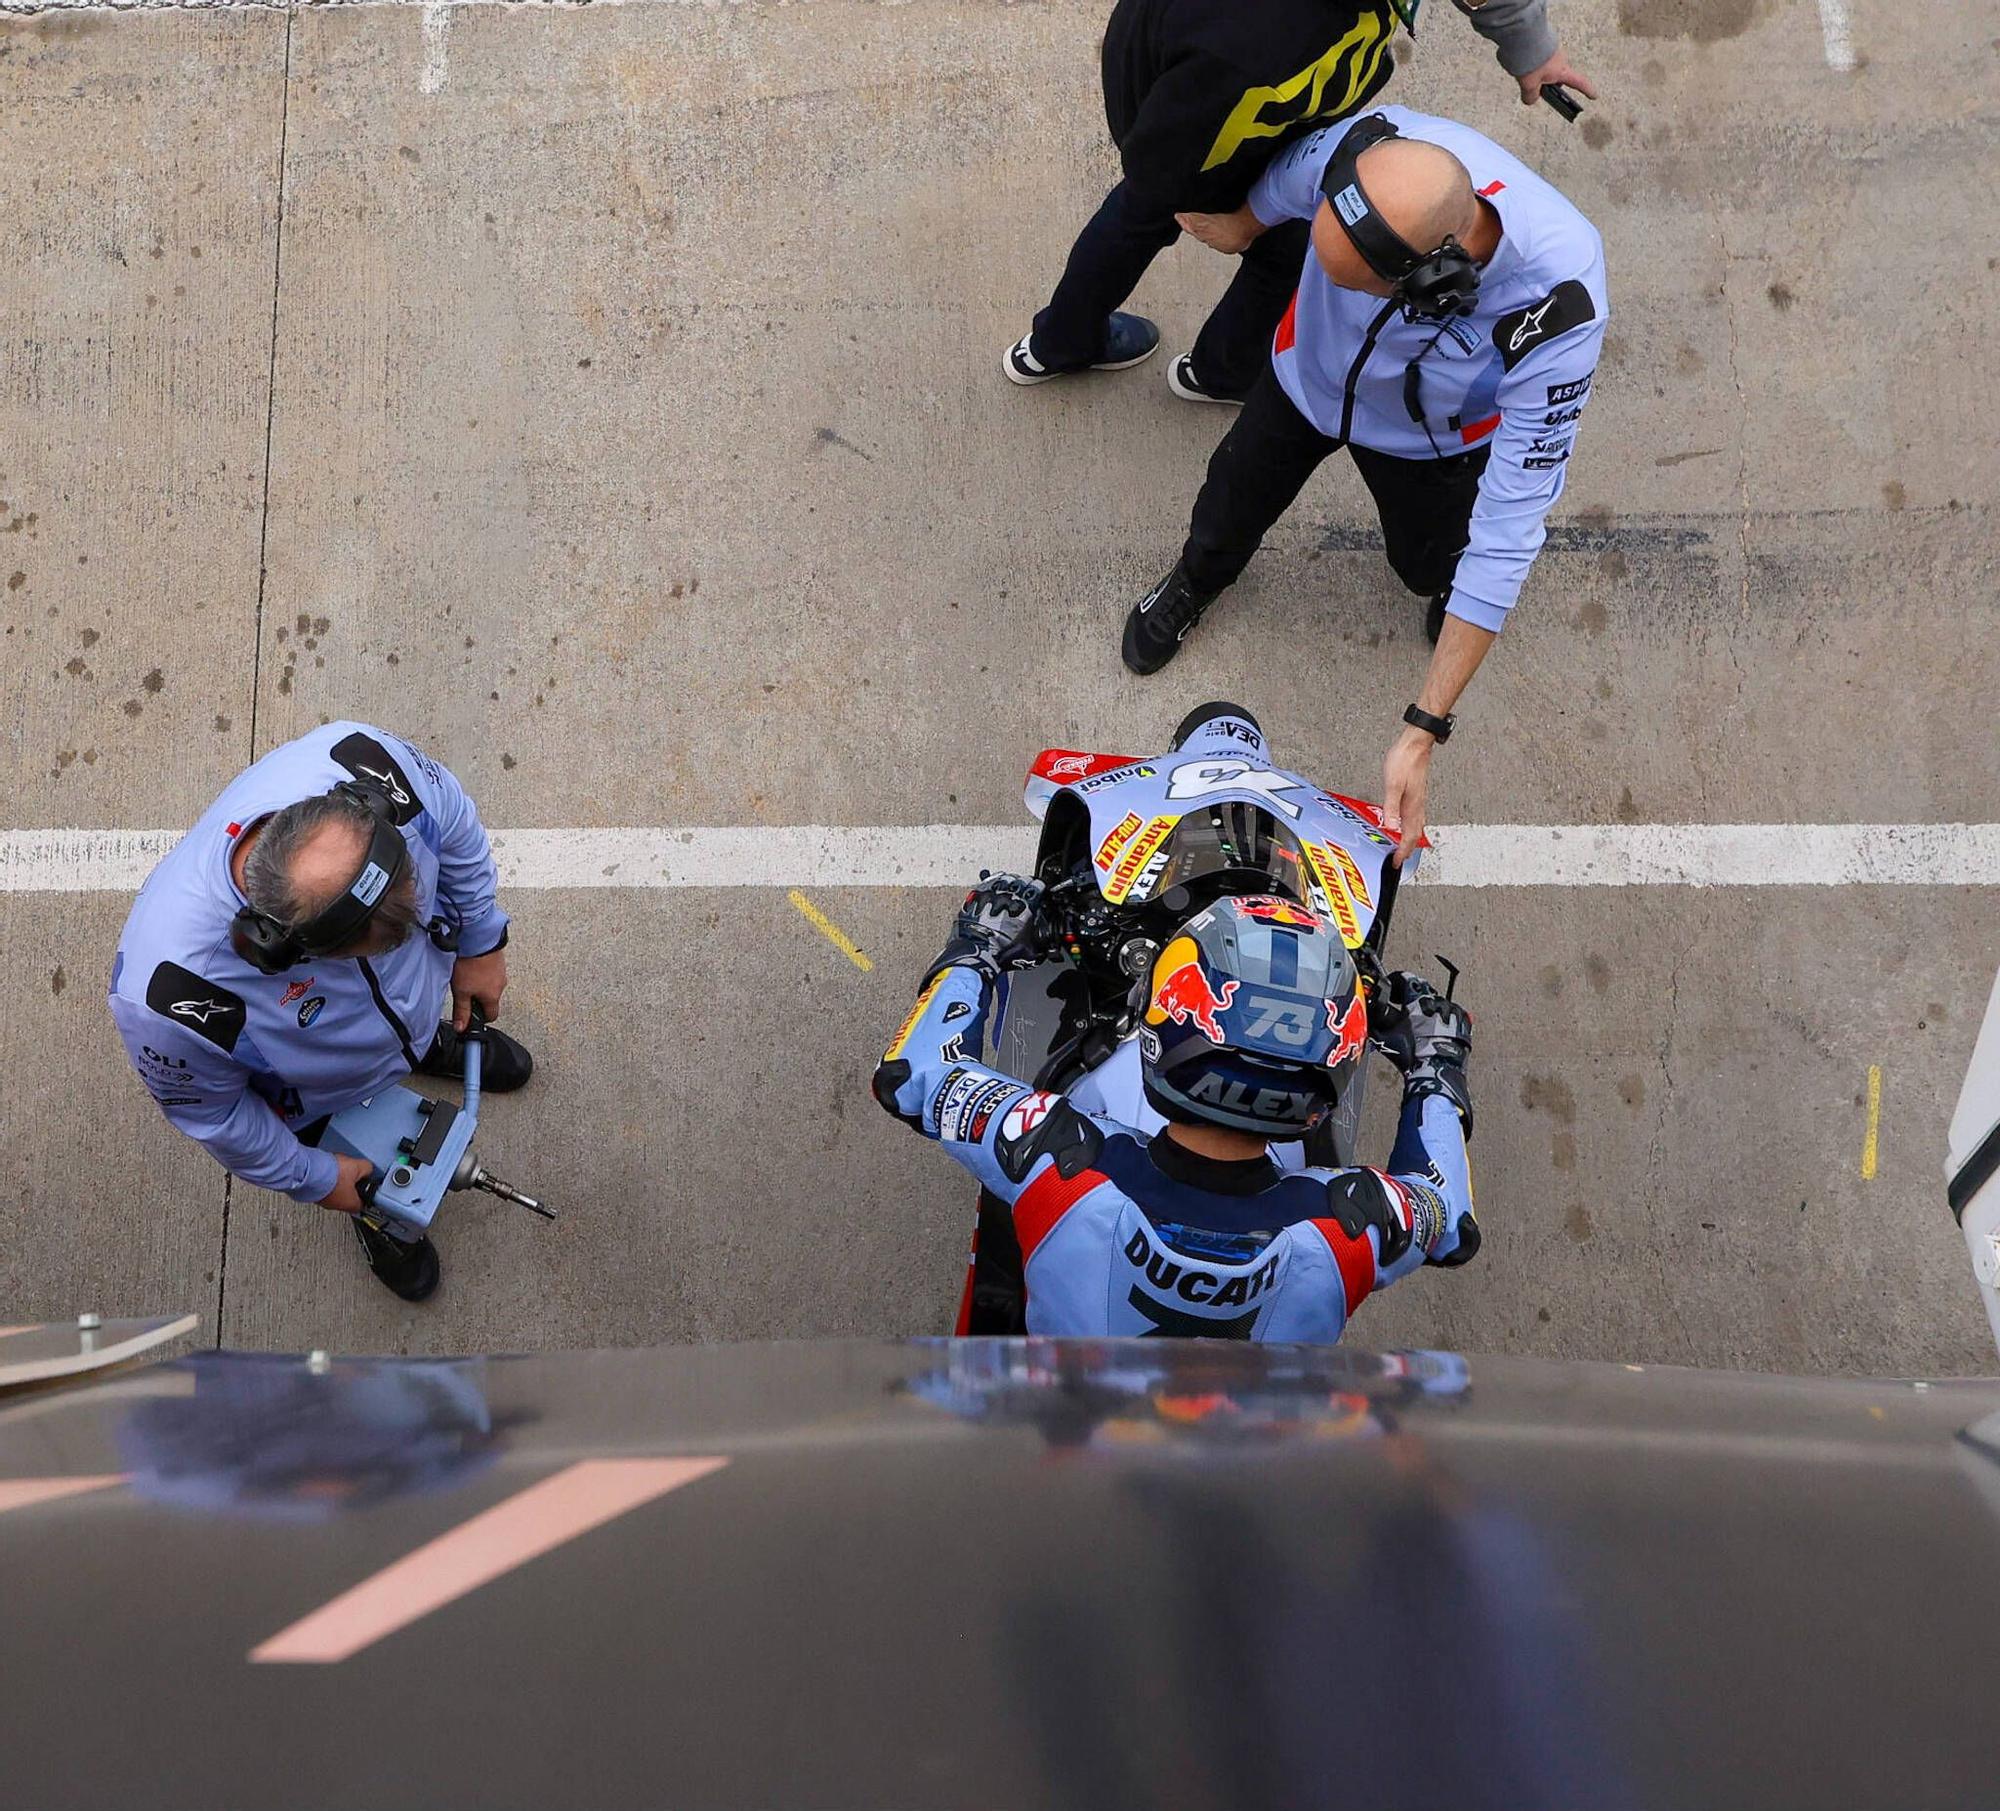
{"left": 1180, "top": 363, "right": 1492, "bottom": 596}
{"left": 1032, "top": 179, "right": 1311, "bottom": 395}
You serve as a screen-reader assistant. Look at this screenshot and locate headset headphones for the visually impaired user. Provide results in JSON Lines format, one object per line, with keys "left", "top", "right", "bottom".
{"left": 230, "top": 780, "right": 415, "bottom": 975}
{"left": 1320, "top": 115, "right": 1482, "bottom": 322}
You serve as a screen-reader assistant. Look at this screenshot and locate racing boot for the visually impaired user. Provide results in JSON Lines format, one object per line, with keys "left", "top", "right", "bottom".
{"left": 352, "top": 1216, "right": 441, "bottom": 1303}
{"left": 418, "top": 1022, "right": 534, "bottom": 1092}
{"left": 1122, "top": 563, "right": 1220, "bottom": 676}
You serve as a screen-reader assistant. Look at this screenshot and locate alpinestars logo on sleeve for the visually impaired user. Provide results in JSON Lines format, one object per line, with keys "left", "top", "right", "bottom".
{"left": 1506, "top": 296, "right": 1555, "bottom": 353}
{"left": 330, "top": 732, "right": 423, "bottom": 824}
{"left": 170, "top": 997, "right": 237, "bottom": 1025}
{"left": 145, "top": 961, "right": 247, "bottom": 1053}
{"left": 1492, "top": 280, "right": 1597, "bottom": 371}
{"left": 352, "top": 762, "right": 411, "bottom": 807}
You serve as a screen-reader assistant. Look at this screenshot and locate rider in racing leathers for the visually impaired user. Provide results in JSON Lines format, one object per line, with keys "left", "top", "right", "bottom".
{"left": 874, "top": 878, "right": 1478, "bottom": 1340}
{"left": 1064, "top": 698, "right": 1380, "bottom": 1172}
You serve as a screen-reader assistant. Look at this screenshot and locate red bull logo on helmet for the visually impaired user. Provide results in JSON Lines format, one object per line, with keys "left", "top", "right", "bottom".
{"left": 1145, "top": 935, "right": 1238, "bottom": 1044}
{"left": 1326, "top": 990, "right": 1368, "bottom": 1068}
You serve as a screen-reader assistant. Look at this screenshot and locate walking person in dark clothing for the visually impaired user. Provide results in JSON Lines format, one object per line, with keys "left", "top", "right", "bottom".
{"left": 1004, "top": 0, "right": 1594, "bottom": 403}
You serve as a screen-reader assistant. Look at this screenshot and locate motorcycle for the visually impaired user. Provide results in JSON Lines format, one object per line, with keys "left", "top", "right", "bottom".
{"left": 955, "top": 708, "right": 1424, "bottom": 1334}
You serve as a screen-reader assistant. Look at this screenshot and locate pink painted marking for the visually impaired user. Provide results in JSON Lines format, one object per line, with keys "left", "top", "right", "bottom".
{"left": 0, "top": 1326, "right": 41, "bottom": 1339}
{"left": 0, "top": 1475, "right": 125, "bottom": 1515}
{"left": 250, "top": 1457, "right": 728, "bottom": 1664}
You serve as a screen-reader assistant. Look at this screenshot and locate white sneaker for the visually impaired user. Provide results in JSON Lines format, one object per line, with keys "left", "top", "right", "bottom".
{"left": 1003, "top": 335, "right": 1058, "bottom": 386}
{"left": 1167, "top": 353, "right": 1246, "bottom": 405}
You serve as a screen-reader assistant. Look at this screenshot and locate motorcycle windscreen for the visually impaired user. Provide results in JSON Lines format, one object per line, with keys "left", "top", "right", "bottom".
{"left": 1121, "top": 804, "right": 1315, "bottom": 909}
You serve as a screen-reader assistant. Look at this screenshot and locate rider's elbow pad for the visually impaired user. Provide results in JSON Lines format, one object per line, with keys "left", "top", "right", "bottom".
{"left": 871, "top": 1059, "right": 923, "bottom": 1129}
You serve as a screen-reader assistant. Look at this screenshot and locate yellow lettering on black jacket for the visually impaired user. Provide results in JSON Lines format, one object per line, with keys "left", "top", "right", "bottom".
{"left": 1200, "top": 8, "right": 1397, "bottom": 175}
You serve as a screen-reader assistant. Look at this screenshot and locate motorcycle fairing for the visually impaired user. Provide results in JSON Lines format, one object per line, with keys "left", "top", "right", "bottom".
{"left": 1024, "top": 746, "right": 1425, "bottom": 946}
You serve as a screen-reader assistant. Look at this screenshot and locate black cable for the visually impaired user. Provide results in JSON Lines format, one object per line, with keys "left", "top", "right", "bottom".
{"left": 1403, "top": 322, "right": 1452, "bottom": 461}
{"left": 1335, "top": 297, "right": 1403, "bottom": 446}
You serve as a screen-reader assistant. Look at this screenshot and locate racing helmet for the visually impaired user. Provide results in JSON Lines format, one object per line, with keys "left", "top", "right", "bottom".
{"left": 1168, "top": 699, "right": 1265, "bottom": 757}
{"left": 1139, "top": 895, "right": 1369, "bottom": 1137}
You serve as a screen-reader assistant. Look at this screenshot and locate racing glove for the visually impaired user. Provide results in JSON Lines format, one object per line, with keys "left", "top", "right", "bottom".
{"left": 923, "top": 872, "right": 1049, "bottom": 987}
{"left": 1375, "top": 969, "right": 1474, "bottom": 1140}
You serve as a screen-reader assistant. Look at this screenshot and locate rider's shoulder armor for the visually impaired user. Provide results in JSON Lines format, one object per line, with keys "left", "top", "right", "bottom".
{"left": 997, "top": 1098, "right": 1105, "bottom": 1187}
{"left": 1317, "top": 1166, "right": 1433, "bottom": 1262}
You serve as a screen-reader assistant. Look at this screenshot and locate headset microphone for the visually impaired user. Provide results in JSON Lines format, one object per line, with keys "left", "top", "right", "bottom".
{"left": 1320, "top": 114, "right": 1482, "bottom": 322}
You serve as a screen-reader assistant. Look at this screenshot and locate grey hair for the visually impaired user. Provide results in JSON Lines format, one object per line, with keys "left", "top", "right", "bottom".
{"left": 241, "top": 792, "right": 421, "bottom": 948}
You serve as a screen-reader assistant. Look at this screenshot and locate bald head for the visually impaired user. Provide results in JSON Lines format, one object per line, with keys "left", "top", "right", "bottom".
{"left": 1312, "top": 135, "right": 1485, "bottom": 296}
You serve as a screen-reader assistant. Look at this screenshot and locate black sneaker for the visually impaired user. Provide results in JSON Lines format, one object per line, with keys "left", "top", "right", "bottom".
{"left": 1002, "top": 312, "right": 1160, "bottom": 386}
{"left": 353, "top": 1217, "right": 441, "bottom": 1303}
{"left": 1166, "top": 354, "right": 1247, "bottom": 406}
{"left": 1425, "top": 591, "right": 1449, "bottom": 646}
{"left": 1122, "top": 564, "right": 1220, "bottom": 676}
{"left": 418, "top": 1023, "right": 534, "bottom": 1092}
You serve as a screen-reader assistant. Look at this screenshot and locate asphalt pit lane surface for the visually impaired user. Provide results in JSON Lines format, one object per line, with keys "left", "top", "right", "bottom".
{"left": 1521, "top": 1075, "right": 1578, "bottom": 1125}
{"left": 1616, "top": 0, "right": 1758, "bottom": 40}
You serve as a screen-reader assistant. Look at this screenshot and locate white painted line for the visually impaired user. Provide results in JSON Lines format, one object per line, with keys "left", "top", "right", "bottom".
{"left": 1817, "top": 0, "right": 1856, "bottom": 71}
{"left": 7, "top": 824, "right": 2000, "bottom": 893}
{"left": 418, "top": 0, "right": 451, "bottom": 93}
{"left": 496, "top": 826, "right": 1045, "bottom": 890}
{"left": 0, "top": 830, "right": 184, "bottom": 893}
{"left": 4, "top": 0, "right": 742, "bottom": 12}
{"left": 1417, "top": 823, "right": 2000, "bottom": 887}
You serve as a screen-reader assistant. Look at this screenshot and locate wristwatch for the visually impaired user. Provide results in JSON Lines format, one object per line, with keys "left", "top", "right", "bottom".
{"left": 1403, "top": 703, "right": 1455, "bottom": 744}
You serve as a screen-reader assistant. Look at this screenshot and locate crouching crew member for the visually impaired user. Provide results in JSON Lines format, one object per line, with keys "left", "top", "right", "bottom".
{"left": 109, "top": 722, "right": 532, "bottom": 1302}
{"left": 1124, "top": 106, "right": 1608, "bottom": 864}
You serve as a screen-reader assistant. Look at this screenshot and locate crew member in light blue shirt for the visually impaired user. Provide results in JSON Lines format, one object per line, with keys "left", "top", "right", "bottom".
{"left": 109, "top": 722, "right": 531, "bottom": 1300}
{"left": 1122, "top": 106, "right": 1608, "bottom": 865}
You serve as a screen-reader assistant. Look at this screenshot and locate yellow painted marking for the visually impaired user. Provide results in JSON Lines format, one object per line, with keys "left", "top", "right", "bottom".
{"left": 789, "top": 889, "right": 873, "bottom": 973}
{"left": 1860, "top": 1064, "right": 1882, "bottom": 1179}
